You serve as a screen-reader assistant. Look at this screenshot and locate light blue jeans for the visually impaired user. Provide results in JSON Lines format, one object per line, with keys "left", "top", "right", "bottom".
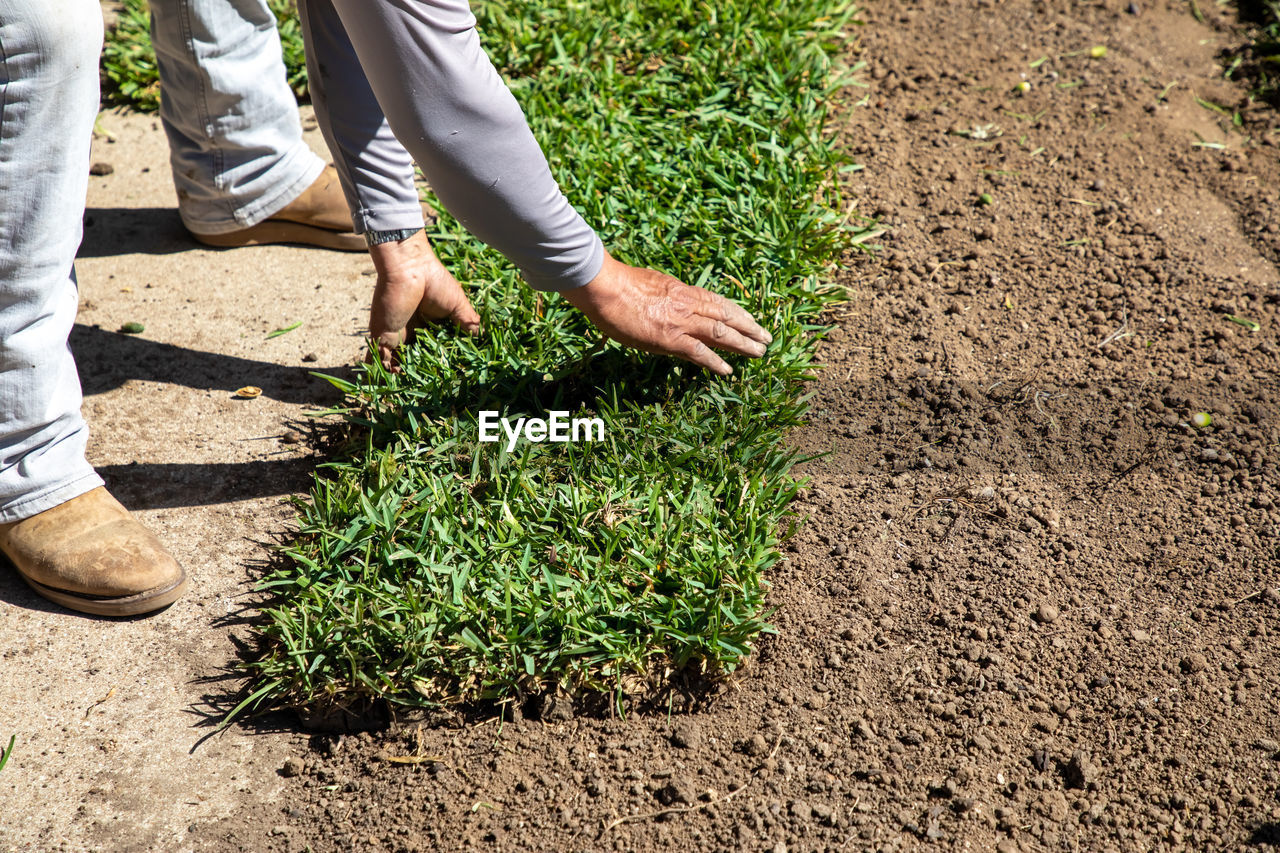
{"left": 0, "top": 0, "right": 106, "bottom": 521}
{"left": 0, "top": 0, "right": 331, "bottom": 521}
{"left": 151, "top": 0, "right": 325, "bottom": 234}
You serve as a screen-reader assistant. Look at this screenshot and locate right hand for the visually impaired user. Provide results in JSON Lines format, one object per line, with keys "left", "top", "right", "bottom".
{"left": 561, "top": 251, "right": 772, "bottom": 376}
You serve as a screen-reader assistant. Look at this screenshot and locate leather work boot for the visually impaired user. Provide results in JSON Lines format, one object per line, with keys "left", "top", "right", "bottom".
{"left": 0, "top": 487, "right": 187, "bottom": 617}
{"left": 190, "top": 164, "right": 366, "bottom": 252}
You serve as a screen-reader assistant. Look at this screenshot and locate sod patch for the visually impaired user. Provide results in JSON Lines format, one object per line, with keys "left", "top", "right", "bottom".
{"left": 148, "top": 0, "right": 873, "bottom": 718}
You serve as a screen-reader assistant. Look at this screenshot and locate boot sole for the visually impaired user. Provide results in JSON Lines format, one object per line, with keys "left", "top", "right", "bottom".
{"left": 19, "top": 569, "right": 189, "bottom": 617}
{"left": 192, "top": 220, "right": 365, "bottom": 252}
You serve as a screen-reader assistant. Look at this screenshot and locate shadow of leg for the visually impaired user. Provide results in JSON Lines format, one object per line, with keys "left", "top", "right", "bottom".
{"left": 71, "top": 323, "right": 350, "bottom": 406}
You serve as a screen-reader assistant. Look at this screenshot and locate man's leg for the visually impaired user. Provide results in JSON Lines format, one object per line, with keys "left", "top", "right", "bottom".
{"left": 151, "top": 0, "right": 364, "bottom": 249}
{"left": 0, "top": 2, "right": 106, "bottom": 521}
{"left": 0, "top": 0, "right": 185, "bottom": 616}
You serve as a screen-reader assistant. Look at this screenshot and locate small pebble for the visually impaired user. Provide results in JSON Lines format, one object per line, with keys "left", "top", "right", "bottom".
{"left": 1034, "top": 603, "right": 1060, "bottom": 624}
{"left": 89, "top": 162, "right": 114, "bottom": 176}
{"left": 280, "top": 757, "right": 306, "bottom": 777}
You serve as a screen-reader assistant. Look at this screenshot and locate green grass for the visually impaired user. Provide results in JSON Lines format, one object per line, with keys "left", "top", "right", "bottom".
{"left": 98, "top": 0, "right": 869, "bottom": 717}
{"left": 101, "top": 0, "right": 307, "bottom": 111}
{"left": 1227, "top": 0, "right": 1280, "bottom": 104}
{"left": 241, "top": 0, "right": 867, "bottom": 717}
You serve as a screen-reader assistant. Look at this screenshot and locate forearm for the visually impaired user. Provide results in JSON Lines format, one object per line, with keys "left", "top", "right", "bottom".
{"left": 296, "top": 0, "right": 425, "bottom": 234}
{"left": 297, "top": 0, "right": 602, "bottom": 290}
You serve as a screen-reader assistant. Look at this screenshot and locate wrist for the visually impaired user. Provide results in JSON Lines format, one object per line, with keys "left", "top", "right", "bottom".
{"left": 364, "top": 226, "right": 423, "bottom": 246}
{"left": 561, "top": 251, "right": 620, "bottom": 314}
{"left": 368, "top": 229, "right": 438, "bottom": 279}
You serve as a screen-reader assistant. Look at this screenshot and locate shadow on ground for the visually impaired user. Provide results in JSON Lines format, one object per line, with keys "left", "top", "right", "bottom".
{"left": 1250, "top": 822, "right": 1280, "bottom": 847}
{"left": 98, "top": 458, "right": 318, "bottom": 510}
{"left": 81, "top": 207, "right": 192, "bottom": 257}
{"left": 71, "top": 323, "right": 348, "bottom": 405}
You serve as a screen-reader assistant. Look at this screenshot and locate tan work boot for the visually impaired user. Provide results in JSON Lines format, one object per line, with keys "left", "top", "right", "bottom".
{"left": 0, "top": 487, "right": 187, "bottom": 617}
{"left": 191, "top": 164, "right": 365, "bottom": 252}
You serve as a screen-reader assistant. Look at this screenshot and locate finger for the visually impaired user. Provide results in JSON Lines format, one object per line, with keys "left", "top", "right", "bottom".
{"left": 373, "top": 337, "right": 403, "bottom": 373}
{"left": 449, "top": 296, "right": 482, "bottom": 335}
{"left": 685, "top": 287, "right": 772, "bottom": 344}
{"left": 416, "top": 280, "right": 477, "bottom": 328}
{"left": 687, "top": 314, "right": 768, "bottom": 358}
{"left": 672, "top": 334, "right": 733, "bottom": 376}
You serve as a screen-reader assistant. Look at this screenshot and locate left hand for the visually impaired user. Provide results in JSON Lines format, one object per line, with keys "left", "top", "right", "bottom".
{"left": 367, "top": 230, "right": 480, "bottom": 369}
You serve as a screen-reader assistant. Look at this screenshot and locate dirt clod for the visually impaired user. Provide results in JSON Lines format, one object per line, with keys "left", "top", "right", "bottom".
{"left": 670, "top": 719, "right": 703, "bottom": 749}
{"left": 1063, "top": 750, "right": 1097, "bottom": 789}
{"left": 1180, "top": 653, "right": 1209, "bottom": 674}
{"left": 654, "top": 778, "right": 696, "bottom": 806}
{"left": 1034, "top": 603, "right": 1060, "bottom": 624}
{"left": 537, "top": 692, "right": 574, "bottom": 722}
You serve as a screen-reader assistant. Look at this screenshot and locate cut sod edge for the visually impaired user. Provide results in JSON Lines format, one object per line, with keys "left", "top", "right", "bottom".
{"left": 162, "top": 0, "right": 875, "bottom": 721}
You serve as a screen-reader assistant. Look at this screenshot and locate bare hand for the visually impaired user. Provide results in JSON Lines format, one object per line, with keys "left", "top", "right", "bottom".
{"left": 561, "top": 251, "right": 772, "bottom": 375}
{"left": 367, "top": 230, "right": 480, "bottom": 369}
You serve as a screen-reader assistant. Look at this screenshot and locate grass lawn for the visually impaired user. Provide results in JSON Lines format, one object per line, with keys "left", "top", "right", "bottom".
{"left": 101, "top": 0, "right": 872, "bottom": 718}
{"left": 1228, "top": 0, "right": 1280, "bottom": 103}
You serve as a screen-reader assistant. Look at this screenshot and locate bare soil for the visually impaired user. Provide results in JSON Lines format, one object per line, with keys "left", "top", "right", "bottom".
{"left": 5, "top": 1, "right": 1280, "bottom": 851}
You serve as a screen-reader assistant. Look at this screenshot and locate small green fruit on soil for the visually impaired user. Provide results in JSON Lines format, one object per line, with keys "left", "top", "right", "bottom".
{"left": 120, "top": 321, "right": 145, "bottom": 334}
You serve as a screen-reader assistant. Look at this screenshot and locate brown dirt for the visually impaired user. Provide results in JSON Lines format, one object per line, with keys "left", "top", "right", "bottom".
{"left": 5, "top": 1, "right": 1280, "bottom": 851}
{"left": 191, "top": 2, "right": 1280, "bottom": 851}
